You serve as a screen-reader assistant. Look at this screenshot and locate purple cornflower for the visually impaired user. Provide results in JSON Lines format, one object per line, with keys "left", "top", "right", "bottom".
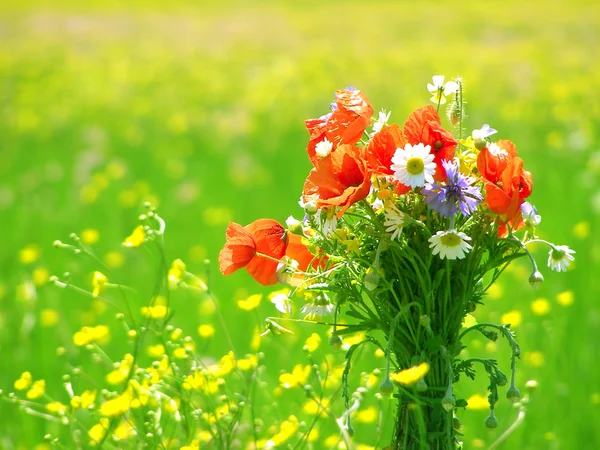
{"left": 422, "top": 160, "right": 482, "bottom": 217}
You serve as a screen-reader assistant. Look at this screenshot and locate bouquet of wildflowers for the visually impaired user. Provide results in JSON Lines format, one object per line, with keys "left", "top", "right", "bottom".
{"left": 219, "top": 76, "right": 575, "bottom": 449}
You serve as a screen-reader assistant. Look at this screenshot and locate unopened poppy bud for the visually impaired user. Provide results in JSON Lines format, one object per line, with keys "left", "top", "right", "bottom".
{"left": 328, "top": 334, "right": 342, "bottom": 352}
{"left": 416, "top": 377, "right": 428, "bottom": 392}
{"left": 495, "top": 370, "right": 508, "bottom": 387}
{"left": 447, "top": 100, "right": 462, "bottom": 127}
{"left": 485, "top": 412, "right": 498, "bottom": 429}
{"left": 441, "top": 393, "right": 455, "bottom": 412}
{"left": 285, "top": 216, "right": 303, "bottom": 234}
{"left": 379, "top": 378, "right": 394, "bottom": 398}
{"left": 364, "top": 267, "right": 380, "bottom": 291}
{"left": 506, "top": 385, "right": 521, "bottom": 403}
{"left": 528, "top": 271, "right": 544, "bottom": 289}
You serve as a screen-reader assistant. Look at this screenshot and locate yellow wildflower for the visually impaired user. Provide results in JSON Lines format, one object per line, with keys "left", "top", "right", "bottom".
{"left": 32, "top": 267, "right": 50, "bottom": 286}
{"left": 26, "top": 379, "right": 46, "bottom": 400}
{"left": 556, "top": 290, "right": 574, "bottom": 306}
{"left": 104, "top": 251, "right": 125, "bottom": 268}
{"left": 81, "top": 228, "right": 100, "bottom": 245}
{"left": 89, "top": 418, "right": 109, "bottom": 445}
{"left": 123, "top": 225, "right": 145, "bottom": 247}
{"left": 99, "top": 391, "right": 131, "bottom": 417}
{"left": 40, "top": 309, "right": 59, "bottom": 327}
{"left": 173, "top": 341, "right": 195, "bottom": 360}
{"left": 180, "top": 440, "right": 200, "bottom": 450}
{"left": 531, "top": 298, "right": 550, "bottom": 316}
{"left": 14, "top": 371, "right": 33, "bottom": 391}
{"left": 141, "top": 305, "right": 168, "bottom": 319}
{"left": 19, "top": 244, "right": 40, "bottom": 264}
{"left": 198, "top": 324, "right": 215, "bottom": 339}
{"left": 500, "top": 310, "right": 522, "bottom": 328}
{"left": 303, "top": 397, "right": 329, "bottom": 415}
{"left": 168, "top": 259, "right": 186, "bottom": 288}
{"left": 303, "top": 333, "right": 321, "bottom": 353}
{"left": 73, "top": 325, "right": 110, "bottom": 346}
{"left": 267, "top": 415, "right": 299, "bottom": 447}
{"left": 390, "top": 363, "right": 430, "bottom": 387}
{"left": 148, "top": 356, "right": 171, "bottom": 384}
{"left": 572, "top": 221, "right": 590, "bottom": 239}
{"left": 46, "top": 402, "right": 68, "bottom": 415}
{"left": 114, "top": 420, "right": 134, "bottom": 440}
{"left": 106, "top": 354, "right": 134, "bottom": 385}
{"left": 462, "top": 314, "right": 477, "bottom": 328}
{"left": 472, "top": 439, "right": 486, "bottom": 448}
{"left": 237, "top": 294, "right": 262, "bottom": 311}
{"left": 71, "top": 390, "right": 96, "bottom": 409}
{"left": 486, "top": 283, "right": 503, "bottom": 299}
{"left": 237, "top": 354, "right": 258, "bottom": 371}
{"left": 279, "top": 364, "right": 311, "bottom": 388}
{"left": 374, "top": 348, "right": 385, "bottom": 358}
{"left": 356, "top": 406, "right": 379, "bottom": 423}
{"left": 92, "top": 272, "right": 108, "bottom": 297}
{"left": 524, "top": 351, "right": 545, "bottom": 368}
{"left": 250, "top": 326, "right": 261, "bottom": 351}
{"left": 16, "top": 281, "right": 36, "bottom": 303}
{"left": 207, "top": 351, "right": 236, "bottom": 377}
{"left": 146, "top": 344, "right": 166, "bottom": 358}
{"left": 466, "top": 393, "right": 489, "bottom": 410}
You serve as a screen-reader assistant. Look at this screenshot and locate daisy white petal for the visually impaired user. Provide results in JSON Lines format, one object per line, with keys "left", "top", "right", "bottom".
{"left": 271, "top": 292, "right": 292, "bottom": 314}
{"left": 384, "top": 206, "right": 406, "bottom": 241}
{"left": 428, "top": 230, "right": 472, "bottom": 260}
{"left": 391, "top": 143, "right": 436, "bottom": 188}
{"left": 547, "top": 245, "right": 575, "bottom": 272}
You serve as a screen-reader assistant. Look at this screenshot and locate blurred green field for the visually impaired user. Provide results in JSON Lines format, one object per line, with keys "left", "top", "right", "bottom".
{"left": 1, "top": 0, "right": 599, "bottom": 448}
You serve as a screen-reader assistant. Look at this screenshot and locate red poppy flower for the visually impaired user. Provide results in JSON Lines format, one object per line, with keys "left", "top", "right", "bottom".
{"left": 302, "top": 144, "right": 372, "bottom": 217}
{"left": 366, "top": 124, "right": 411, "bottom": 195}
{"left": 477, "top": 140, "right": 518, "bottom": 184}
{"left": 305, "top": 88, "right": 373, "bottom": 165}
{"left": 219, "top": 219, "right": 287, "bottom": 286}
{"left": 403, "top": 106, "right": 457, "bottom": 182}
{"left": 286, "top": 233, "right": 325, "bottom": 272}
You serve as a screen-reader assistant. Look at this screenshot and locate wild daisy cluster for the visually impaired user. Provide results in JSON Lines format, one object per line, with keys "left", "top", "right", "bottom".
{"left": 218, "top": 77, "right": 575, "bottom": 448}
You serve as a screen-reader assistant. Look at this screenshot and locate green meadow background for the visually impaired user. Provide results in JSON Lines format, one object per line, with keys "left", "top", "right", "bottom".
{"left": 1, "top": 0, "right": 599, "bottom": 448}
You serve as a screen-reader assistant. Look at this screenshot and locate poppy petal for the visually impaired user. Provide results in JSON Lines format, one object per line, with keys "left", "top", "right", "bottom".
{"left": 218, "top": 222, "right": 256, "bottom": 276}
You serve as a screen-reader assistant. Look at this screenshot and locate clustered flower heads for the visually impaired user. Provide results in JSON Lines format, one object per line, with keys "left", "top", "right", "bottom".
{"left": 219, "top": 76, "right": 575, "bottom": 293}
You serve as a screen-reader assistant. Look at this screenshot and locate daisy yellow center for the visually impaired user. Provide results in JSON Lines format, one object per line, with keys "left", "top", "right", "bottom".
{"left": 440, "top": 233, "right": 461, "bottom": 247}
{"left": 406, "top": 157, "right": 425, "bottom": 175}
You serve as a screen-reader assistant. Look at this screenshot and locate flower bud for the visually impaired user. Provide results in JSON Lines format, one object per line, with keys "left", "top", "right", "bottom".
{"left": 379, "top": 378, "right": 394, "bottom": 398}
{"left": 495, "top": 370, "right": 508, "bottom": 387}
{"left": 419, "top": 315, "right": 431, "bottom": 329}
{"left": 441, "top": 393, "right": 455, "bottom": 412}
{"left": 525, "top": 380, "right": 538, "bottom": 392}
{"left": 485, "top": 412, "right": 498, "bottom": 429}
{"left": 328, "top": 334, "right": 342, "bottom": 352}
{"left": 304, "top": 201, "right": 318, "bottom": 215}
{"left": 364, "top": 267, "right": 380, "bottom": 291}
{"left": 506, "top": 385, "right": 521, "bottom": 403}
{"left": 285, "top": 216, "right": 303, "bottom": 234}
{"left": 453, "top": 416, "right": 463, "bottom": 431}
{"left": 416, "top": 378, "right": 428, "bottom": 393}
{"left": 528, "top": 271, "right": 544, "bottom": 289}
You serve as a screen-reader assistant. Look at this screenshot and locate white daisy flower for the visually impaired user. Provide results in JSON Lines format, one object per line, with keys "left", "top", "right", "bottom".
{"left": 429, "top": 230, "right": 472, "bottom": 260}
{"left": 271, "top": 292, "right": 292, "bottom": 314}
{"left": 547, "top": 245, "right": 575, "bottom": 272}
{"left": 318, "top": 208, "right": 338, "bottom": 236}
{"left": 427, "top": 75, "right": 459, "bottom": 105}
{"left": 384, "top": 206, "right": 406, "bottom": 241}
{"left": 315, "top": 138, "right": 333, "bottom": 158}
{"left": 391, "top": 143, "right": 436, "bottom": 188}
{"left": 370, "top": 109, "right": 391, "bottom": 137}
{"left": 276, "top": 256, "right": 300, "bottom": 286}
{"left": 301, "top": 294, "right": 334, "bottom": 319}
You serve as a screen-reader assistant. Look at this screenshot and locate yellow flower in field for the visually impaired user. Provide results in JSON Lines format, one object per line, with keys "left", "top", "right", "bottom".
{"left": 14, "top": 371, "right": 33, "bottom": 391}
{"left": 168, "top": 259, "right": 186, "bottom": 288}
{"left": 266, "top": 415, "right": 299, "bottom": 447}
{"left": 303, "top": 333, "right": 321, "bottom": 353}
{"left": 342, "top": 331, "right": 367, "bottom": 350}
{"left": 173, "top": 341, "right": 195, "bottom": 359}
{"left": 114, "top": 420, "right": 134, "bottom": 440}
{"left": 531, "top": 298, "right": 550, "bottom": 315}
{"left": 500, "top": 310, "right": 522, "bottom": 328}
{"left": 472, "top": 439, "right": 485, "bottom": 448}
{"left": 19, "top": 244, "right": 40, "bottom": 264}
{"left": 89, "top": 418, "right": 109, "bottom": 445}
{"left": 486, "top": 283, "right": 503, "bottom": 299}
{"left": 104, "top": 251, "right": 125, "bottom": 268}
{"left": 99, "top": 391, "right": 131, "bottom": 417}
{"left": 207, "top": 351, "right": 236, "bottom": 377}
{"left": 106, "top": 354, "right": 134, "bottom": 385}
{"left": 146, "top": 344, "right": 166, "bottom": 358}
{"left": 81, "top": 228, "right": 100, "bottom": 245}
{"left": 46, "top": 402, "right": 67, "bottom": 415}
{"left": 237, "top": 294, "right": 262, "bottom": 311}
{"left": 183, "top": 370, "right": 207, "bottom": 391}
{"left": 303, "top": 398, "right": 328, "bottom": 415}
{"left": 106, "top": 161, "right": 126, "bottom": 180}
{"left": 462, "top": 313, "right": 477, "bottom": 328}
{"left": 123, "top": 225, "right": 145, "bottom": 247}
{"left": 279, "top": 364, "right": 311, "bottom": 388}
{"left": 466, "top": 393, "right": 489, "bottom": 410}
{"left": 356, "top": 406, "right": 378, "bottom": 423}
{"left": 26, "top": 379, "right": 46, "bottom": 399}
{"left": 557, "top": 290, "right": 574, "bottom": 306}
{"left": 198, "top": 324, "right": 215, "bottom": 339}
{"left": 73, "top": 325, "right": 110, "bottom": 346}
{"left": 92, "top": 271, "right": 108, "bottom": 297}
{"left": 141, "top": 305, "right": 168, "bottom": 319}
{"left": 572, "top": 221, "right": 590, "bottom": 239}
{"left": 524, "top": 351, "right": 545, "bottom": 368}
{"left": 237, "top": 354, "right": 258, "bottom": 372}
{"left": 16, "top": 281, "right": 36, "bottom": 303}
{"left": 32, "top": 267, "right": 50, "bottom": 286}
{"left": 71, "top": 390, "right": 96, "bottom": 409}
{"left": 40, "top": 309, "right": 59, "bottom": 327}
{"left": 251, "top": 326, "right": 261, "bottom": 351}
{"left": 180, "top": 440, "right": 200, "bottom": 450}
{"left": 374, "top": 348, "right": 385, "bottom": 358}
{"left": 170, "top": 328, "right": 183, "bottom": 340}
{"left": 148, "top": 356, "right": 171, "bottom": 384}
{"left": 390, "top": 362, "right": 430, "bottom": 387}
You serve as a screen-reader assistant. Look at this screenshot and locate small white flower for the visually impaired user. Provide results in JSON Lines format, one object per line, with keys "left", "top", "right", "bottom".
{"left": 315, "top": 138, "right": 333, "bottom": 158}
{"left": 384, "top": 206, "right": 406, "bottom": 241}
{"left": 391, "top": 143, "right": 436, "bottom": 188}
{"left": 429, "top": 230, "right": 472, "bottom": 260}
{"left": 271, "top": 292, "right": 292, "bottom": 314}
{"left": 318, "top": 208, "right": 338, "bottom": 236}
{"left": 370, "top": 109, "right": 391, "bottom": 137}
{"left": 487, "top": 142, "right": 508, "bottom": 158}
{"left": 276, "top": 256, "right": 300, "bottom": 286}
{"left": 300, "top": 294, "right": 335, "bottom": 319}
{"left": 427, "top": 75, "right": 459, "bottom": 105}
{"left": 547, "top": 245, "right": 575, "bottom": 272}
